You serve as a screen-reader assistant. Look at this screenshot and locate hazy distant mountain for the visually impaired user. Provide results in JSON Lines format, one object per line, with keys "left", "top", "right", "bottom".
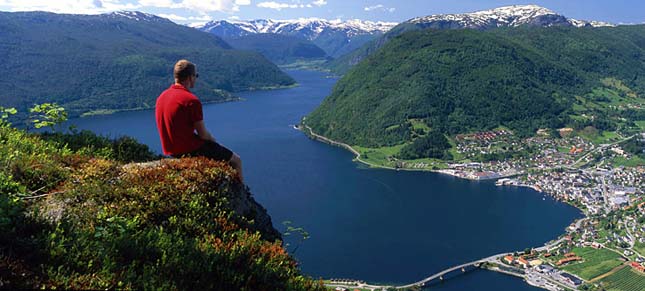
{"left": 327, "top": 5, "right": 614, "bottom": 74}
{"left": 197, "top": 18, "right": 397, "bottom": 58}
{"left": 225, "top": 33, "right": 328, "bottom": 65}
{"left": 0, "top": 11, "right": 294, "bottom": 119}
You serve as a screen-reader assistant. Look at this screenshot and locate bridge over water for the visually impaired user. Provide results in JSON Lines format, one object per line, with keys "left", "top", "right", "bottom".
{"left": 395, "top": 238, "right": 564, "bottom": 289}
{"left": 326, "top": 237, "right": 567, "bottom": 290}
{"left": 396, "top": 254, "right": 506, "bottom": 289}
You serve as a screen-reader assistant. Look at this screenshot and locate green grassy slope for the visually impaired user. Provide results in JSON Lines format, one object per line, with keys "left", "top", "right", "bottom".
{"left": 0, "top": 124, "right": 323, "bottom": 290}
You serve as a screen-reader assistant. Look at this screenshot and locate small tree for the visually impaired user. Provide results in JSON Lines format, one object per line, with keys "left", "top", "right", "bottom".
{"left": 29, "top": 103, "right": 68, "bottom": 132}
{"left": 282, "top": 221, "right": 310, "bottom": 255}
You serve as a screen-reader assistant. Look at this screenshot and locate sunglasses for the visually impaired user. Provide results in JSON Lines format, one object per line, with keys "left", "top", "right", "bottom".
{"left": 194, "top": 73, "right": 199, "bottom": 79}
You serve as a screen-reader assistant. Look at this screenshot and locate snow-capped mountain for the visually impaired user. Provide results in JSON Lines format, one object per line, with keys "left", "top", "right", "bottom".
{"left": 408, "top": 5, "right": 613, "bottom": 29}
{"left": 327, "top": 5, "right": 615, "bottom": 74}
{"left": 103, "top": 11, "right": 171, "bottom": 23}
{"left": 197, "top": 18, "right": 398, "bottom": 57}
{"left": 198, "top": 18, "right": 396, "bottom": 39}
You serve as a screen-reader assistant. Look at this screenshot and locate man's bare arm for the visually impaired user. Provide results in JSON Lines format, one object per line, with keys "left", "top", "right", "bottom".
{"left": 194, "top": 120, "right": 217, "bottom": 142}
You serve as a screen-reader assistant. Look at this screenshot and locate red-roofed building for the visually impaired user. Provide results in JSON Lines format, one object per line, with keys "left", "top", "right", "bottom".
{"left": 556, "top": 257, "right": 582, "bottom": 266}
{"left": 518, "top": 258, "right": 529, "bottom": 268}
{"left": 503, "top": 255, "right": 514, "bottom": 264}
{"left": 631, "top": 262, "right": 645, "bottom": 273}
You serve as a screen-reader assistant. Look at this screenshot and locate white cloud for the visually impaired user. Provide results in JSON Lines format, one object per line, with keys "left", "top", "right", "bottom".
{"left": 364, "top": 4, "right": 395, "bottom": 13}
{"left": 0, "top": 0, "right": 140, "bottom": 14}
{"left": 257, "top": 2, "right": 299, "bottom": 10}
{"left": 183, "top": 0, "right": 253, "bottom": 12}
{"left": 138, "top": 0, "right": 182, "bottom": 9}
{"left": 257, "top": 0, "right": 326, "bottom": 10}
{"left": 190, "top": 15, "right": 214, "bottom": 21}
{"left": 140, "top": 0, "right": 251, "bottom": 13}
{"left": 158, "top": 13, "right": 187, "bottom": 21}
{"left": 0, "top": 0, "right": 252, "bottom": 14}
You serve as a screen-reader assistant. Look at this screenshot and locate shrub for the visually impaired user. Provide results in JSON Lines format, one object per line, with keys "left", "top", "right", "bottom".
{"left": 0, "top": 126, "right": 324, "bottom": 290}
{"left": 40, "top": 130, "right": 159, "bottom": 163}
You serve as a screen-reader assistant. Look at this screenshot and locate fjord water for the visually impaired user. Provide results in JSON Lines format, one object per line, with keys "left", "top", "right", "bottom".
{"left": 70, "top": 70, "right": 580, "bottom": 290}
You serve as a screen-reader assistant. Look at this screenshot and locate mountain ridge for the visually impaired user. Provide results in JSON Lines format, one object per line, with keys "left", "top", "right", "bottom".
{"left": 0, "top": 11, "right": 294, "bottom": 120}
{"left": 197, "top": 18, "right": 397, "bottom": 58}
{"left": 197, "top": 18, "right": 397, "bottom": 37}
{"left": 225, "top": 33, "right": 329, "bottom": 65}
{"left": 408, "top": 5, "right": 613, "bottom": 29}
{"left": 326, "top": 4, "right": 615, "bottom": 74}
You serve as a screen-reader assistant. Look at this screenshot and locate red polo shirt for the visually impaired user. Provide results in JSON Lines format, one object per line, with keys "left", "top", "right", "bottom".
{"left": 155, "top": 84, "right": 205, "bottom": 156}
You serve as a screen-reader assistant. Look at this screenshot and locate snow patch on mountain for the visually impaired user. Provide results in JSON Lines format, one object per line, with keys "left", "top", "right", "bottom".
{"left": 198, "top": 18, "right": 398, "bottom": 40}
{"left": 105, "top": 11, "right": 169, "bottom": 23}
{"left": 409, "top": 5, "right": 614, "bottom": 28}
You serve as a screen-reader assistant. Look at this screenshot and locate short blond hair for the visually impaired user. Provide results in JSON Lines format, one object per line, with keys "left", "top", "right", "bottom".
{"left": 174, "top": 59, "right": 196, "bottom": 82}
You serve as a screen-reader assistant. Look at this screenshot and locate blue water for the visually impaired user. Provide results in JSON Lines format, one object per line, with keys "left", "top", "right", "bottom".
{"left": 69, "top": 70, "right": 581, "bottom": 290}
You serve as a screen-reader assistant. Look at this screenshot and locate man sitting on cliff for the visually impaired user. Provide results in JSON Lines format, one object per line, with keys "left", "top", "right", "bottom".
{"left": 156, "top": 59, "right": 244, "bottom": 182}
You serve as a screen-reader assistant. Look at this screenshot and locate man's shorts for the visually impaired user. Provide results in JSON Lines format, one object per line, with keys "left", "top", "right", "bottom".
{"left": 175, "top": 140, "right": 234, "bottom": 162}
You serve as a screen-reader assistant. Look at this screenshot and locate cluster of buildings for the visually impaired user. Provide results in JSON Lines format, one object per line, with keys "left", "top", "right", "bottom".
{"left": 441, "top": 161, "right": 527, "bottom": 180}
{"left": 503, "top": 254, "right": 543, "bottom": 268}
{"left": 395, "top": 130, "right": 643, "bottom": 290}
{"left": 554, "top": 253, "right": 582, "bottom": 266}
{"left": 520, "top": 166, "right": 643, "bottom": 213}
{"left": 517, "top": 165, "right": 644, "bottom": 253}
{"left": 482, "top": 133, "right": 644, "bottom": 290}
{"left": 455, "top": 129, "right": 513, "bottom": 142}
{"left": 500, "top": 252, "right": 584, "bottom": 290}
{"left": 449, "top": 134, "right": 596, "bottom": 179}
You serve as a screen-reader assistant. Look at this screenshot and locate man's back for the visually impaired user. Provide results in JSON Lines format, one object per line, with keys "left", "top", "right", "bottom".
{"left": 155, "top": 84, "right": 204, "bottom": 156}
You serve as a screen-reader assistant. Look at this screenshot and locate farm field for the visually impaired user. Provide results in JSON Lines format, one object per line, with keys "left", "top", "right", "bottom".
{"left": 599, "top": 266, "right": 645, "bottom": 291}
{"left": 561, "top": 247, "right": 624, "bottom": 280}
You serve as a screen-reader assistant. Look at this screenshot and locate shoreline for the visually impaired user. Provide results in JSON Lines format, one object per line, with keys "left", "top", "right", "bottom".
{"left": 299, "top": 124, "right": 523, "bottom": 181}
{"left": 79, "top": 97, "right": 242, "bottom": 118}
{"left": 78, "top": 83, "right": 301, "bottom": 118}
{"left": 298, "top": 124, "right": 587, "bottom": 291}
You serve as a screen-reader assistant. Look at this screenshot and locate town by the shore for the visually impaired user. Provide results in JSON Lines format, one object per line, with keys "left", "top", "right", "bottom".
{"left": 298, "top": 124, "right": 645, "bottom": 291}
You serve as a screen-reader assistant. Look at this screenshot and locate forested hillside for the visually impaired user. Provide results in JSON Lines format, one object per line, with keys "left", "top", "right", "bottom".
{"left": 324, "top": 5, "right": 611, "bottom": 75}
{"left": 307, "top": 26, "right": 645, "bottom": 148}
{"left": 0, "top": 11, "right": 295, "bottom": 120}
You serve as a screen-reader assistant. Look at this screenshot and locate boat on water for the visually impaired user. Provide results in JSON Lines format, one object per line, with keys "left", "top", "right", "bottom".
{"left": 496, "top": 178, "right": 512, "bottom": 186}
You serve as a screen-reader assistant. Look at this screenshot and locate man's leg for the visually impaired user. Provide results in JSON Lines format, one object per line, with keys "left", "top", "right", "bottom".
{"left": 229, "top": 153, "right": 243, "bottom": 183}
{"left": 188, "top": 141, "right": 243, "bottom": 183}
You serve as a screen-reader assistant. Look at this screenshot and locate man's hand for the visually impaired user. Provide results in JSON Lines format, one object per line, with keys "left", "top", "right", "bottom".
{"left": 194, "top": 120, "right": 217, "bottom": 143}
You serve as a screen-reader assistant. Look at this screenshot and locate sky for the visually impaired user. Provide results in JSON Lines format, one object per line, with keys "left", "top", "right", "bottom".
{"left": 0, "top": 0, "right": 644, "bottom": 25}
